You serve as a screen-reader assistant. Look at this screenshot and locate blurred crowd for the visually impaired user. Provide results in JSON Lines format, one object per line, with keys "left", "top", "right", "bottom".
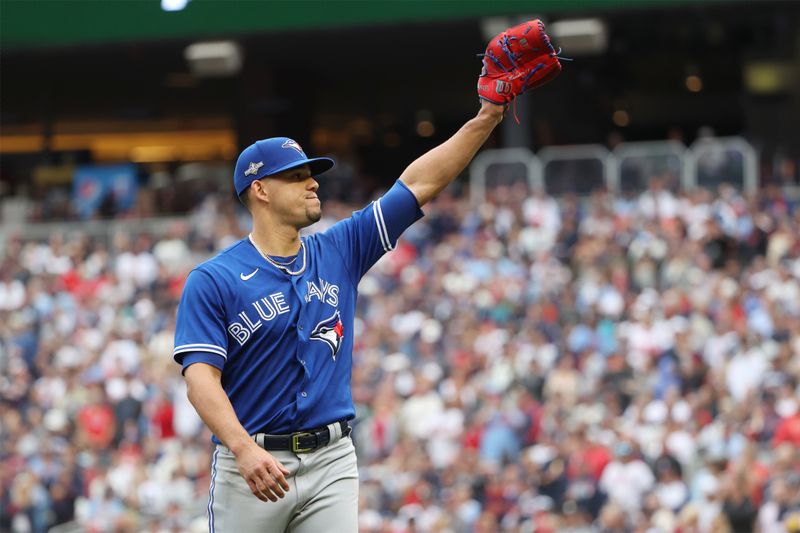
{"left": 1, "top": 178, "right": 800, "bottom": 533}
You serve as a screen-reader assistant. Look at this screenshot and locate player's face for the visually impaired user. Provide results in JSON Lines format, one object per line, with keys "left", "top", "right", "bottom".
{"left": 264, "top": 165, "right": 322, "bottom": 227}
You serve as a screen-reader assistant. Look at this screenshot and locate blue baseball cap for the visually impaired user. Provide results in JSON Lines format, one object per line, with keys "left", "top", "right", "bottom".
{"left": 233, "top": 137, "right": 335, "bottom": 197}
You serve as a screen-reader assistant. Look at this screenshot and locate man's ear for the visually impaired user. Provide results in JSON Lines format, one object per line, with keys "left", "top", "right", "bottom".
{"left": 251, "top": 179, "right": 270, "bottom": 204}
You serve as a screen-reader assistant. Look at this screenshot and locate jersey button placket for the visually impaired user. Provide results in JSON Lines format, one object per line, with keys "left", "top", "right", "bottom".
{"left": 298, "top": 356, "right": 309, "bottom": 377}
{"left": 291, "top": 267, "right": 308, "bottom": 340}
{"left": 292, "top": 268, "right": 311, "bottom": 389}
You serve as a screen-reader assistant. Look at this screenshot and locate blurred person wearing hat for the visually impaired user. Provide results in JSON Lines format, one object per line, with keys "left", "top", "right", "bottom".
{"left": 598, "top": 441, "right": 655, "bottom": 516}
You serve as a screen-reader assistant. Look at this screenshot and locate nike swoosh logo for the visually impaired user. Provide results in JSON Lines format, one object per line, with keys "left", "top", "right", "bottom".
{"left": 240, "top": 268, "right": 259, "bottom": 281}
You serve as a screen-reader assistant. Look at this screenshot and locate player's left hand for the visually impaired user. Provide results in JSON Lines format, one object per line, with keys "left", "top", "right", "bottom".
{"left": 477, "top": 19, "right": 563, "bottom": 106}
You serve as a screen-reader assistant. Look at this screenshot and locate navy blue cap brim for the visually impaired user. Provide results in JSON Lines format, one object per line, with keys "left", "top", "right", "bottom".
{"left": 262, "top": 156, "right": 335, "bottom": 179}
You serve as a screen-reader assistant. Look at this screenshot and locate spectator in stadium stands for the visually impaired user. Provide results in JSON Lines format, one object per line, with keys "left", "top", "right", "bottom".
{"left": 599, "top": 441, "right": 655, "bottom": 516}
{"left": 1, "top": 178, "right": 799, "bottom": 532}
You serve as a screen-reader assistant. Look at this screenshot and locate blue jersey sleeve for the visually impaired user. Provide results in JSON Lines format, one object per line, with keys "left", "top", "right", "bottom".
{"left": 324, "top": 179, "right": 424, "bottom": 281}
{"left": 173, "top": 268, "right": 228, "bottom": 372}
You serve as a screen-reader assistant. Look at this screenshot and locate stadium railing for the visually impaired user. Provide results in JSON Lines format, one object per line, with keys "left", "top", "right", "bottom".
{"left": 469, "top": 136, "right": 758, "bottom": 202}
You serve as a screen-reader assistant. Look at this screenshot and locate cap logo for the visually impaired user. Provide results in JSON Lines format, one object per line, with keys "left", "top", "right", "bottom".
{"left": 281, "top": 139, "right": 305, "bottom": 155}
{"left": 496, "top": 80, "right": 512, "bottom": 95}
{"left": 244, "top": 161, "right": 264, "bottom": 177}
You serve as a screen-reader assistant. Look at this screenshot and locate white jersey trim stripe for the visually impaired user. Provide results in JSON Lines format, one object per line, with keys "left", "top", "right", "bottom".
{"left": 374, "top": 198, "right": 394, "bottom": 251}
{"left": 173, "top": 344, "right": 227, "bottom": 359}
{"left": 372, "top": 201, "right": 391, "bottom": 252}
{"left": 173, "top": 343, "right": 227, "bottom": 353}
{"left": 376, "top": 198, "right": 393, "bottom": 250}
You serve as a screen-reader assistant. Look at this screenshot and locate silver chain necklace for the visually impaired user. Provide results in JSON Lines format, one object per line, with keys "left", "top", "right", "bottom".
{"left": 267, "top": 254, "right": 298, "bottom": 267}
{"left": 248, "top": 233, "right": 307, "bottom": 276}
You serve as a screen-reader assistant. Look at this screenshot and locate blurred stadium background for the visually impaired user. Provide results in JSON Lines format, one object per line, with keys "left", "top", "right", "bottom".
{"left": 1, "top": 1, "right": 800, "bottom": 532}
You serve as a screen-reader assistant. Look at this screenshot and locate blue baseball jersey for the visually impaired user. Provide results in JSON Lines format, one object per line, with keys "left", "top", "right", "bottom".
{"left": 173, "top": 179, "right": 423, "bottom": 441}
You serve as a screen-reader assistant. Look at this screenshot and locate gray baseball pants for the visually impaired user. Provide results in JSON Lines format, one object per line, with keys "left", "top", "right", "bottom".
{"left": 206, "top": 422, "right": 358, "bottom": 533}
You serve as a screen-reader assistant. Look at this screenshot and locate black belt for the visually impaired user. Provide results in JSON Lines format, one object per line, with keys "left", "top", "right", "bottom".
{"left": 255, "top": 420, "right": 351, "bottom": 454}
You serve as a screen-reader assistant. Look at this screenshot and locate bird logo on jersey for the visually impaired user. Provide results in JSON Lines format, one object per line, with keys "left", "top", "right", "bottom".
{"left": 281, "top": 139, "right": 305, "bottom": 156}
{"left": 310, "top": 310, "right": 344, "bottom": 360}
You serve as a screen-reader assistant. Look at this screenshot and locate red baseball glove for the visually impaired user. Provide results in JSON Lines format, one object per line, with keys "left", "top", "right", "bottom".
{"left": 477, "top": 20, "right": 564, "bottom": 107}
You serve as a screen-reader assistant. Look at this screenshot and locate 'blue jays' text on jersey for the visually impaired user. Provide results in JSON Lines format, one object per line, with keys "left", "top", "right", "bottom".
{"left": 173, "top": 180, "right": 423, "bottom": 441}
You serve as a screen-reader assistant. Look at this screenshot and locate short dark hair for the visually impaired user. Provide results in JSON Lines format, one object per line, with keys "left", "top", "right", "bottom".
{"left": 239, "top": 188, "right": 251, "bottom": 211}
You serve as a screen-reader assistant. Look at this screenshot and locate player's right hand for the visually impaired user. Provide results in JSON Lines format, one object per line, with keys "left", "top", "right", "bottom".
{"left": 235, "top": 443, "right": 291, "bottom": 502}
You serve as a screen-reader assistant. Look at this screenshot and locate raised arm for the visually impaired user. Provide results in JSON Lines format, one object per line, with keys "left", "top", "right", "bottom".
{"left": 400, "top": 19, "right": 562, "bottom": 207}
{"left": 399, "top": 101, "right": 504, "bottom": 207}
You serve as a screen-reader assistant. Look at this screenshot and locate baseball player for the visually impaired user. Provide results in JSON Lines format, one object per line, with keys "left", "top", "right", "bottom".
{"left": 173, "top": 20, "right": 561, "bottom": 533}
